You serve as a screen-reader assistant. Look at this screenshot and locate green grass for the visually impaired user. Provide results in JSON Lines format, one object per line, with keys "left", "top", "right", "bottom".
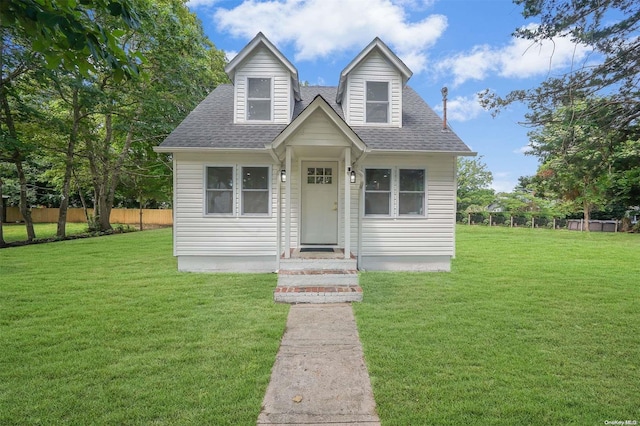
{"left": 0, "top": 228, "right": 289, "bottom": 425}
{"left": 354, "top": 226, "right": 640, "bottom": 425}
{"left": 2, "top": 222, "right": 95, "bottom": 243}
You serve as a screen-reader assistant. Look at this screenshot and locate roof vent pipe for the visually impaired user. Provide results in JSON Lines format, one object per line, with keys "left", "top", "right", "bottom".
{"left": 441, "top": 86, "right": 448, "bottom": 131}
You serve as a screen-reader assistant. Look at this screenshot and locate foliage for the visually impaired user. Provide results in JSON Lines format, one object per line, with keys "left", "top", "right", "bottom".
{"left": 1, "top": 0, "right": 142, "bottom": 80}
{"left": 1, "top": 0, "right": 228, "bottom": 234}
{"left": 526, "top": 98, "right": 638, "bottom": 223}
{"left": 481, "top": 0, "right": 640, "bottom": 129}
{"left": 457, "top": 156, "right": 495, "bottom": 212}
{"left": 355, "top": 225, "right": 640, "bottom": 424}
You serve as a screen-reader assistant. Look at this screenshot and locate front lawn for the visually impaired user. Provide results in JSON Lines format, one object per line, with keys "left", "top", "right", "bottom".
{"left": 0, "top": 228, "right": 288, "bottom": 425}
{"left": 355, "top": 226, "right": 640, "bottom": 425}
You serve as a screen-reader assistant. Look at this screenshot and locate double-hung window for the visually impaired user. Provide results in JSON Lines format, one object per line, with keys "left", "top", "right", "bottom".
{"left": 365, "top": 169, "right": 392, "bottom": 215}
{"left": 241, "top": 167, "right": 269, "bottom": 214}
{"left": 205, "top": 166, "right": 270, "bottom": 215}
{"left": 206, "top": 167, "right": 234, "bottom": 214}
{"left": 364, "top": 168, "right": 426, "bottom": 217}
{"left": 247, "top": 78, "right": 271, "bottom": 121}
{"left": 399, "top": 169, "right": 425, "bottom": 216}
{"left": 366, "top": 81, "right": 389, "bottom": 123}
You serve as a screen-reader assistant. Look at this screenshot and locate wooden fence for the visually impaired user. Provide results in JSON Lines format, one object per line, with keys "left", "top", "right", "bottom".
{"left": 5, "top": 207, "right": 173, "bottom": 226}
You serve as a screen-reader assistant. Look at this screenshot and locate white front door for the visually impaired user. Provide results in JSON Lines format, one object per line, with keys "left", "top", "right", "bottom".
{"left": 301, "top": 161, "right": 339, "bottom": 245}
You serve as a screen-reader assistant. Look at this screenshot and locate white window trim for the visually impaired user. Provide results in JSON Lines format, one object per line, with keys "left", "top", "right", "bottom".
{"left": 203, "top": 164, "right": 272, "bottom": 217}
{"left": 240, "top": 165, "right": 272, "bottom": 217}
{"left": 364, "top": 167, "right": 393, "bottom": 217}
{"left": 365, "top": 80, "right": 391, "bottom": 125}
{"left": 398, "top": 168, "right": 427, "bottom": 217}
{"left": 204, "top": 164, "right": 236, "bottom": 217}
{"left": 245, "top": 76, "right": 274, "bottom": 123}
{"left": 363, "top": 167, "right": 428, "bottom": 219}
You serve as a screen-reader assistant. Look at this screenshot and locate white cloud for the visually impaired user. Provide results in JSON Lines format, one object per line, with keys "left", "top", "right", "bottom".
{"left": 434, "top": 93, "right": 484, "bottom": 122}
{"left": 186, "top": 0, "right": 219, "bottom": 7}
{"left": 437, "top": 23, "right": 592, "bottom": 86}
{"left": 212, "top": 0, "right": 448, "bottom": 73}
{"left": 491, "top": 173, "right": 517, "bottom": 193}
{"left": 224, "top": 50, "right": 238, "bottom": 62}
{"left": 514, "top": 145, "right": 531, "bottom": 155}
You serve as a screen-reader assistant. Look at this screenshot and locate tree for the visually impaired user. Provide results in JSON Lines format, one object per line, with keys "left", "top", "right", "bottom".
{"left": 1, "top": 0, "right": 142, "bottom": 80}
{"left": 481, "top": 0, "right": 640, "bottom": 129}
{"left": 527, "top": 98, "right": 626, "bottom": 226}
{"left": 457, "top": 156, "right": 495, "bottom": 212}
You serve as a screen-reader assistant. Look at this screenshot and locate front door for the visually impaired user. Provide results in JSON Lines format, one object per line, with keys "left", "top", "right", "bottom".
{"left": 301, "top": 161, "right": 338, "bottom": 245}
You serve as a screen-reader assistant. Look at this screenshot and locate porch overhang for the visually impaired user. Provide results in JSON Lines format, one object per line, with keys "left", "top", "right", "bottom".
{"left": 265, "top": 95, "right": 368, "bottom": 163}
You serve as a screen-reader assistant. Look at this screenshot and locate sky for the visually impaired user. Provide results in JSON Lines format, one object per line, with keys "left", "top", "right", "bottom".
{"left": 186, "top": 0, "right": 594, "bottom": 193}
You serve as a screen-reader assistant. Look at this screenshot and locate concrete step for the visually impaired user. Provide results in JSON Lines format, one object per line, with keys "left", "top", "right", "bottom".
{"left": 279, "top": 257, "right": 357, "bottom": 272}
{"left": 274, "top": 285, "right": 363, "bottom": 303}
{"left": 277, "top": 269, "right": 359, "bottom": 287}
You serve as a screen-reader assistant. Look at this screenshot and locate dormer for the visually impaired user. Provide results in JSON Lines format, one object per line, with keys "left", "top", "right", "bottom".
{"left": 225, "top": 33, "right": 301, "bottom": 124}
{"left": 336, "top": 38, "right": 412, "bottom": 128}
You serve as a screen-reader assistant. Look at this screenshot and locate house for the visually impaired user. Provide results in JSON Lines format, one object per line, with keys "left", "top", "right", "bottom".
{"left": 155, "top": 33, "right": 475, "bottom": 278}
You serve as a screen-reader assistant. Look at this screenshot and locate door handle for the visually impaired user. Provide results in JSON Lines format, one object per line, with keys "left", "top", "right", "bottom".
{"left": 332, "top": 202, "right": 338, "bottom": 211}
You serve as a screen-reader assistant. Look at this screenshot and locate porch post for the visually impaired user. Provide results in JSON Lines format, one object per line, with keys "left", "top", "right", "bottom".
{"left": 284, "top": 146, "right": 292, "bottom": 259}
{"left": 344, "top": 148, "right": 351, "bottom": 259}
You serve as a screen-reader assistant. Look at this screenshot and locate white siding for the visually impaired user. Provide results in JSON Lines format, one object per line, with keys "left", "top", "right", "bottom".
{"left": 359, "top": 154, "right": 456, "bottom": 256}
{"left": 345, "top": 51, "right": 403, "bottom": 127}
{"left": 233, "top": 47, "right": 292, "bottom": 124}
{"left": 174, "top": 152, "right": 278, "bottom": 257}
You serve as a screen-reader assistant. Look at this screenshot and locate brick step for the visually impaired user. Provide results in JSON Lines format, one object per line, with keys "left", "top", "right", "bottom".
{"left": 277, "top": 270, "right": 359, "bottom": 287}
{"left": 274, "top": 285, "right": 363, "bottom": 304}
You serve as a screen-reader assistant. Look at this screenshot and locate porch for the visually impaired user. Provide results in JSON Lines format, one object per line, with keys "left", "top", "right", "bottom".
{"left": 274, "top": 248, "right": 362, "bottom": 303}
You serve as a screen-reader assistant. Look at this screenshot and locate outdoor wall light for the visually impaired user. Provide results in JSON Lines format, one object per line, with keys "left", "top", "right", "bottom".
{"left": 280, "top": 169, "right": 286, "bottom": 183}
{"left": 350, "top": 170, "right": 356, "bottom": 184}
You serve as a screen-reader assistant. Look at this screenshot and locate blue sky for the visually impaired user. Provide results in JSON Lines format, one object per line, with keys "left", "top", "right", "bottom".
{"left": 187, "top": 0, "right": 594, "bottom": 193}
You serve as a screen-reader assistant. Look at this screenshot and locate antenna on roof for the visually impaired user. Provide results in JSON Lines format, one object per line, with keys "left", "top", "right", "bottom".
{"left": 441, "top": 87, "right": 449, "bottom": 131}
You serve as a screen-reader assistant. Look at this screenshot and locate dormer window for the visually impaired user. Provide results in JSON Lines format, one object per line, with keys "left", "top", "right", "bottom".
{"left": 366, "top": 81, "right": 389, "bottom": 123}
{"left": 247, "top": 78, "right": 271, "bottom": 121}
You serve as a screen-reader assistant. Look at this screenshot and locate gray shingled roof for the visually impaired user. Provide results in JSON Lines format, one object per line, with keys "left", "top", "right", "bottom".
{"left": 158, "top": 84, "right": 472, "bottom": 153}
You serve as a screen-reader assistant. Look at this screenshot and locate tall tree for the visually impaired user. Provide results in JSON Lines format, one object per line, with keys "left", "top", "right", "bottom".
{"left": 527, "top": 98, "right": 625, "bottom": 225}
{"left": 481, "top": 0, "right": 640, "bottom": 129}
{"left": 457, "top": 156, "right": 495, "bottom": 212}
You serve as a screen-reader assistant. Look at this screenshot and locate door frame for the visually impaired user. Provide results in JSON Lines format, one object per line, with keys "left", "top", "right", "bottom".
{"left": 298, "top": 158, "right": 341, "bottom": 247}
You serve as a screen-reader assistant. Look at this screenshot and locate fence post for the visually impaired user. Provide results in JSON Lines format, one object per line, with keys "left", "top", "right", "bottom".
{"left": 510, "top": 215, "right": 514, "bottom": 228}
{"left": 532, "top": 216, "right": 535, "bottom": 229}
{"left": 489, "top": 214, "right": 492, "bottom": 227}
{"left": 468, "top": 213, "right": 471, "bottom": 225}
{"left": 553, "top": 218, "right": 556, "bottom": 229}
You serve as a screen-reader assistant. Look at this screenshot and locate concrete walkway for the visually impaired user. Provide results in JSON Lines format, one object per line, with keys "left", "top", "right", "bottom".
{"left": 257, "top": 304, "right": 380, "bottom": 425}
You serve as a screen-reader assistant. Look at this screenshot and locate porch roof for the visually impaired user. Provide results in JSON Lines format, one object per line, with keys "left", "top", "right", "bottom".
{"left": 157, "top": 84, "right": 473, "bottom": 154}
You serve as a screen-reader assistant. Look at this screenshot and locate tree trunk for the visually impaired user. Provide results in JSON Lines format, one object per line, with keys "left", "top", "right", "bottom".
{"left": 0, "top": 90, "right": 35, "bottom": 241}
{"left": 0, "top": 177, "right": 6, "bottom": 247}
{"left": 14, "top": 159, "right": 35, "bottom": 240}
{"left": 583, "top": 199, "right": 591, "bottom": 233}
{"left": 57, "top": 88, "right": 80, "bottom": 238}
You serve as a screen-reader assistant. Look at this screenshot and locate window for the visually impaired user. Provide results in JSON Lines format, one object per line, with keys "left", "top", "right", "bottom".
{"left": 206, "top": 167, "right": 233, "bottom": 214}
{"left": 242, "top": 167, "right": 269, "bottom": 214}
{"left": 306, "top": 167, "right": 333, "bottom": 185}
{"left": 364, "top": 168, "right": 427, "bottom": 217}
{"left": 399, "top": 169, "right": 425, "bottom": 215}
{"left": 205, "top": 166, "right": 270, "bottom": 216}
{"left": 247, "top": 78, "right": 271, "bottom": 120}
{"left": 365, "top": 169, "right": 391, "bottom": 215}
{"left": 366, "top": 81, "right": 389, "bottom": 123}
